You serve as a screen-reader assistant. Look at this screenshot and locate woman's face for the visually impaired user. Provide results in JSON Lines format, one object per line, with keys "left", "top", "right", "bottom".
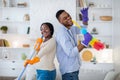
{"left": 40, "top": 24, "right": 51, "bottom": 38}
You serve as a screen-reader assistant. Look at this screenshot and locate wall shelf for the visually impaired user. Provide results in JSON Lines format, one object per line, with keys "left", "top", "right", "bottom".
{"left": 76, "top": 0, "right": 113, "bottom": 48}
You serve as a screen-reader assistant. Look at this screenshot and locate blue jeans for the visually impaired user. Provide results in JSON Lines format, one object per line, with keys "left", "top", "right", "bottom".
{"left": 36, "top": 69, "right": 56, "bottom": 80}
{"left": 62, "top": 71, "right": 79, "bottom": 80}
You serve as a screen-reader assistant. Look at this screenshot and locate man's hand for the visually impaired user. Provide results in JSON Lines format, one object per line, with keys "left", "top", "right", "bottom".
{"left": 80, "top": 28, "right": 92, "bottom": 47}
{"left": 81, "top": 32, "right": 92, "bottom": 47}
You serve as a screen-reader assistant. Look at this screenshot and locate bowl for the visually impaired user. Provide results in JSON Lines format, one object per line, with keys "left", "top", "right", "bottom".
{"left": 100, "top": 16, "right": 112, "bottom": 21}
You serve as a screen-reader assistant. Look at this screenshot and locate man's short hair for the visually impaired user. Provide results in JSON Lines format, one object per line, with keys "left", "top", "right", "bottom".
{"left": 56, "top": 10, "right": 65, "bottom": 20}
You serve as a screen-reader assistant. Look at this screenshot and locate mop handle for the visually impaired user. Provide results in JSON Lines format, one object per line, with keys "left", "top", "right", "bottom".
{"left": 17, "top": 36, "right": 43, "bottom": 80}
{"left": 17, "top": 50, "right": 36, "bottom": 80}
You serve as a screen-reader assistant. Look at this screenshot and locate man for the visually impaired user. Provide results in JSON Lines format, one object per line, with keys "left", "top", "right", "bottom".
{"left": 55, "top": 8, "right": 89, "bottom": 80}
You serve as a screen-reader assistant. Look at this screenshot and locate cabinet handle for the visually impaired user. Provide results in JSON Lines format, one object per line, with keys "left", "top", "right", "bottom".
{"left": 12, "top": 61, "right": 15, "bottom": 63}
{"left": 12, "top": 68, "right": 15, "bottom": 70}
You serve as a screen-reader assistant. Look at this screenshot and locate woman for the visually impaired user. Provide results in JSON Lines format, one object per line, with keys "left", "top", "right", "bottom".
{"left": 24, "top": 22, "right": 56, "bottom": 80}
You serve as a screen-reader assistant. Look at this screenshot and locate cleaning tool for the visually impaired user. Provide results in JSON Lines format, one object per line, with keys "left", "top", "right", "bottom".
{"left": 72, "top": 20, "right": 104, "bottom": 50}
{"left": 17, "top": 36, "right": 43, "bottom": 80}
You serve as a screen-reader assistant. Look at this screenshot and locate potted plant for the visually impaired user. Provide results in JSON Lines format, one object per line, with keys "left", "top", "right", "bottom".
{"left": 0, "top": 26, "right": 8, "bottom": 33}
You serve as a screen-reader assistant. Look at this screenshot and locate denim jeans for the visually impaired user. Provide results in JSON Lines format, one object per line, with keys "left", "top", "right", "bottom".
{"left": 62, "top": 71, "right": 79, "bottom": 80}
{"left": 36, "top": 69, "right": 56, "bottom": 80}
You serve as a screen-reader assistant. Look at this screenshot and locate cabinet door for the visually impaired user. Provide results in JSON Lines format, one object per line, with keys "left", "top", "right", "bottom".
{"left": 0, "top": 60, "right": 23, "bottom": 77}
{"left": 0, "top": 0, "right": 30, "bottom": 34}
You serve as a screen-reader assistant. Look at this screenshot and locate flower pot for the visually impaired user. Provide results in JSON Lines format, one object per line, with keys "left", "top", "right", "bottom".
{"left": 2, "top": 30, "right": 7, "bottom": 34}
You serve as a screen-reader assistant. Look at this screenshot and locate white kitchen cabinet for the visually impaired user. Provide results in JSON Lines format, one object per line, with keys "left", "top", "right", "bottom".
{"left": 0, "top": 0, "right": 30, "bottom": 34}
{"left": 79, "top": 48, "right": 114, "bottom": 80}
{"left": 0, "top": 47, "right": 31, "bottom": 77}
{"left": 80, "top": 48, "right": 113, "bottom": 63}
{"left": 76, "top": 0, "right": 113, "bottom": 48}
{"left": 0, "top": 60, "right": 23, "bottom": 77}
{"left": 0, "top": 0, "right": 32, "bottom": 48}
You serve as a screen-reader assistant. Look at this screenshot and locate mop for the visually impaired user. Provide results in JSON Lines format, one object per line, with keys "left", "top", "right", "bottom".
{"left": 16, "top": 36, "right": 43, "bottom": 80}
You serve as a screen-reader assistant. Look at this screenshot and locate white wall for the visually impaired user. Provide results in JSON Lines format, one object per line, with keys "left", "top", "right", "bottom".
{"left": 30, "top": 0, "right": 76, "bottom": 39}
{"left": 113, "top": 0, "right": 120, "bottom": 73}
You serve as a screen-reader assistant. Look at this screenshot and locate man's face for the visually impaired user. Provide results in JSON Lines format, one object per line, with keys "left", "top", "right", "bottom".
{"left": 58, "top": 11, "right": 73, "bottom": 29}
